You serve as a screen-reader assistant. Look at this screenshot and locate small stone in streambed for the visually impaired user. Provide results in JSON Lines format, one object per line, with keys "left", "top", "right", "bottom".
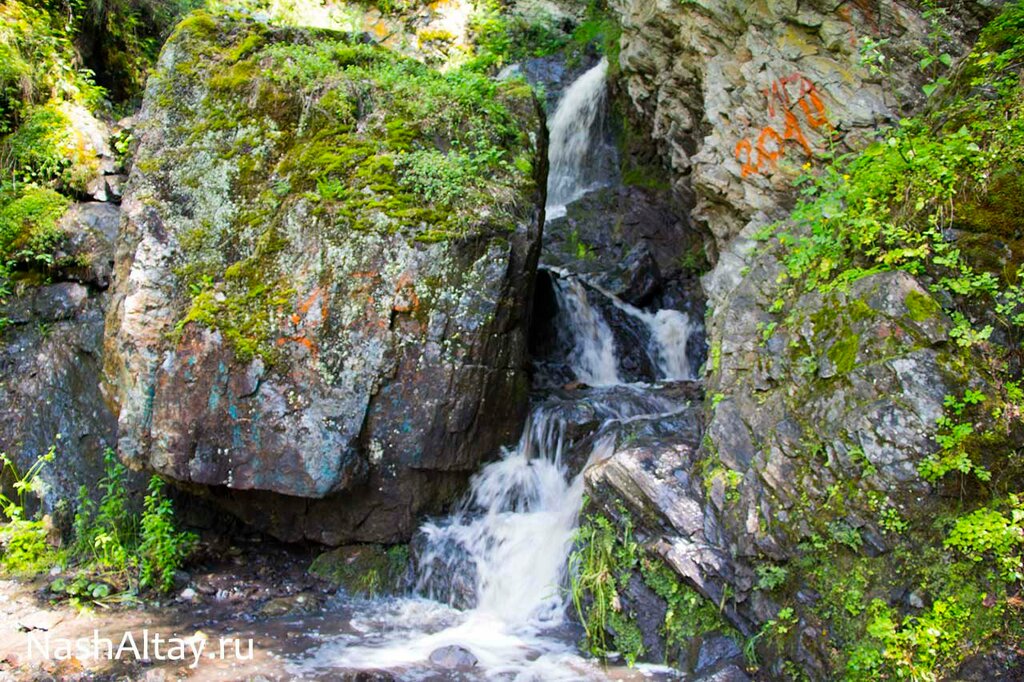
{"left": 429, "top": 645, "right": 478, "bottom": 670}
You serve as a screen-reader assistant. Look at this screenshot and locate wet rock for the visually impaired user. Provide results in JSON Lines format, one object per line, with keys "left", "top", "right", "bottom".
{"left": 53, "top": 202, "right": 121, "bottom": 289}
{"left": 693, "top": 664, "right": 751, "bottom": 682}
{"left": 104, "top": 15, "right": 544, "bottom": 544}
{"left": 259, "top": 593, "right": 320, "bottom": 617}
{"left": 410, "top": 530, "right": 476, "bottom": 610}
{"left": 543, "top": 184, "right": 698, "bottom": 308}
{"left": 309, "top": 545, "right": 410, "bottom": 597}
{"left": 696, "top": 635, "right": 744, "bottom": 674}
{"left": 429, "top": 645, "right": 478, "bottom": 670}
{"left": 621, "top": 573, "right": 668, "bottom": 664}
{"left": 31, "top": 283, "right": 89, "bottom": 322}
{"left": 0, "top": 290, "right": 124, "bottom": 516}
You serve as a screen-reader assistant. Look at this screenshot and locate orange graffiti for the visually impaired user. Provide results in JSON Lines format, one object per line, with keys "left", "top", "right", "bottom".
{"left": 278, "top": 286, "right": 327, "bottom": 358}
{"left": 737, "top": 73, "right": 832, "bottom": 178}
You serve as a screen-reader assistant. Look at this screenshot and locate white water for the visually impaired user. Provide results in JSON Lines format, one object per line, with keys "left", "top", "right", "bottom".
{"left": 547, "top": 58, "right": 611, "bottom": 219}
{"left": 291, "top": 416, "right": 618, "bottom": 679}
{"left": 552, "top": 275, "right": 622, "bottom": 386}
{"left": 551, "top": 268, "right": 697, "bottom": 384}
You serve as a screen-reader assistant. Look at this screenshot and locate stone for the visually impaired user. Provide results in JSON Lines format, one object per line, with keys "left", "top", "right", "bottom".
{"left": 54, "top": 202, "right": 121, "bottom": 288}
{"left": 608, "top": 0, "right": 999, "bottom": 255}
{"left": 428, "top": 645, "right": 478, "bottom": 670}
{"left": 17, "top": 611, "right": 62, "bottom": 632}
{"left": 696, "top": 634, "right": 744, "bottom": 674}
{"left": 31, "top": 283, "right": 88, "bottom": 322}
{"left": 103, "top": 15, "right": 545, "bottom": 544}
{"left": 0, "top": 290, "right": 124, "bottom": 518}
{"left": 259, "top": 594, "right": 320, "bottom": 617}
{"left": 694, "top": 663, "right": 751, "bottom": 682}
{"left": 309, "top": 545, "right": 409, "bottom": 596}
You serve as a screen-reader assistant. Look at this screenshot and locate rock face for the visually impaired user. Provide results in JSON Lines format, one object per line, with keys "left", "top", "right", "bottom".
{"left": 576, "top": 1, "right": 1011, "bottom": 676}
{"left": 0, "top": 202, "right": 123, "bottom": 515}
{"left": 609, "top": 0, "right": 998, "bottom": 260}
{"left": 103, "top": 14, "right": 545, "bottom": 544}
{"left": 583, "top": 259, "right": 987, "bottom": 673}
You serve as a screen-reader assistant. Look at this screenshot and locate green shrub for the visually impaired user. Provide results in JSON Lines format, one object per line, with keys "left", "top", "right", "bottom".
{"left": 0, "top": 447, "right": 61, "bottom": 575}
{"left": 138, "top": 476, "right": 197, "bottom": 593}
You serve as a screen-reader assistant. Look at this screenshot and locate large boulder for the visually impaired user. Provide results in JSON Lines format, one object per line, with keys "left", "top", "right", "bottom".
{"left": 103, "top": 13, "right": 546, "bottom": 544}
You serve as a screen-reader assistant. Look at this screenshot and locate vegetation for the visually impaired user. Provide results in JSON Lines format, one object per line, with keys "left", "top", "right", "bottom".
{"left": 1, "top": 446, "right": 196, "bottom": 605}
{"left": 735, "top": 3, "right": 1024, "bottom": 677}
{"left": 569, "top": 505, "right": 738, "bottom": 667}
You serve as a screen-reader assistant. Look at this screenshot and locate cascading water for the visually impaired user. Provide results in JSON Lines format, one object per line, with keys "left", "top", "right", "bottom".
{"left": 551, "top": 276, "right": 621, "bottom": 386}
{"left": 546, "top": 58, "right": 613, "bottom": 219}
{"left": 289, "top": 57, "right": 700, "bottom": 681}
{"left": 548, "top": 267, "right": 697, "bottom": 384}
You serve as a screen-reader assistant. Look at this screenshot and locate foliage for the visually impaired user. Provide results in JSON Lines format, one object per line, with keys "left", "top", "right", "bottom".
{"left": 138, "top": 476, "right": 197, "bottom": 593}
{"left": 0, "top": 446, "right": 60, "bottom": 575}
{"left": 467, "top": 0, "right": 620, "bottom": 71}
{"left": 2, "top": 443, "right": 196, "bottom": 601}
{"left": 944, "top": 496, "right": 1024, "bottom": 582}
{"left": 918, "top": 390, "right": 993, "bottom": 484}
{"left": 0, "top": 0, "right": 103, "bottom": 133}
{"left": 5, "top": 102, "right": 96, "bottom": 190}
{"left": 569, "top": 508, "right": 734, "bottom": 667}
{"left": 754, "top": 563, "right": 789, "bottom": 592}
{"left": 569, "top": 511, "right": 644, "bottom": 664}
{"left": 749, "top": 7, "right": 1024, "bottom": 677}
{"left": 72, "top": 449, "right": 136, "bottom": 573}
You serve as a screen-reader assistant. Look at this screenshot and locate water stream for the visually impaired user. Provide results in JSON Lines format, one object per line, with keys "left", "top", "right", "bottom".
{"left": 286, "top": 57, "right": 697, "bottom": 680}
{"left": 546, "top": 58, "right": 613, "bottom": 219}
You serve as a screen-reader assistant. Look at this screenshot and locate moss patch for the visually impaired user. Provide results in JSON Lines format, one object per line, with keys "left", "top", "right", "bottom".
{"left": 309, "top": 544, "right": 409, "bottom": 597}
{"left": 148, "top": 12, "right": 539, "bottom": 363}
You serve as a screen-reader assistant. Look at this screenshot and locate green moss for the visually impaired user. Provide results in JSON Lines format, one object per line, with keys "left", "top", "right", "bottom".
{"left": 0, "top": 184, "right": 70, "bottom": 264}
{"left": 621, "top": 164, "right": 671, "bottom": 191}
{"left": 309, "top": 544, "right": 408, "bottom": 597}
{"left": 904, "top": 289, "right": 942, "bottom": 323}
{"left": 827, "top": 334, "right": 859, "bottom": 375}
{"left": 6, "top": 102, "right": 98, "bottom": 192}
{"left": 171, "top": 10, "right": 219, "bottom": 42}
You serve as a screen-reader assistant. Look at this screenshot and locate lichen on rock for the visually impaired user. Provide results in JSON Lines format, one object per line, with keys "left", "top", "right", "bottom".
{"left": 103, "top": 11, "right": 546, "bottom": 543}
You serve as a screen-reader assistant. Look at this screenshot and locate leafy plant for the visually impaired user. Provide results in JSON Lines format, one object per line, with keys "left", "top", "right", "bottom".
{"left": 944, "top": 497, "right": 1024, "bottom": 581}
{"left": 138, "top": 476, "right": 196, "bottom": 593}
{"left": 0, "top": 446, "right": 60, "bottom": 575}
{"left": 755, "top": 563, "right": 789, "bottom": 591}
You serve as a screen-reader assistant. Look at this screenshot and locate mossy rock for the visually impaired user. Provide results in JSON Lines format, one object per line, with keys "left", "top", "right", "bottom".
{"left": 104, "top": 11, "right": 544, "bottom": 545}
{"left": 310, "top": 544, "right": 410, "bottom": 597}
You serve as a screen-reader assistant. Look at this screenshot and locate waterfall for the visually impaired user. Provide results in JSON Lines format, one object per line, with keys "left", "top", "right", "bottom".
{"left": 551, "top": 276, "right": 621, "bottom": 386}
{"left": 289, "top": 59, "right": 699, "bottom": 681}
{"left": 546, "top": 58, "right": 611, "bottom": 219}
{"left": 548, "top": 267, "right": 697, "bottom": 384}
